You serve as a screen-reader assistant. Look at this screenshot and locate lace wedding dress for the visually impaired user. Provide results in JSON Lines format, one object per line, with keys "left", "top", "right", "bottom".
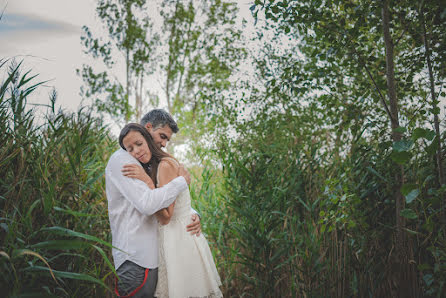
{"left": 155, "top": 158, "right": 223, "bottom": 298}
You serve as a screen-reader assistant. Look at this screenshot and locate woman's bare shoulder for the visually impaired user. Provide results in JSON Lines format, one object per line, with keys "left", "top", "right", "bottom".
{"left": 158, "top": 158, "right": 179, "bottom": 174}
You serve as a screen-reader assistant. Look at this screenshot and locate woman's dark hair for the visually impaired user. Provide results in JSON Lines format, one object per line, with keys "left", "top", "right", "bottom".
{"left": 119, "top": 123, "right": 171, "bottom": 185}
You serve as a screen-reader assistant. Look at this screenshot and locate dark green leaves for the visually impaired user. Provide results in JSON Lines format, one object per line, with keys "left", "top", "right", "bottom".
{"left": 412, "top": 128, "right": 435, "bottom": 141}
{"left": 401, "top": 184, "right": 419, "bottom": 204}
{"left": 400, "top": 209, "right": 418, "bottom": 219}
{"left": 24, "top": 266, "right": 109, "bottom": 290}
{"left": 40, "top": 227, "right": 115, "bottom": 249}
{"left": 30, "top": 240, "right": 90, "bottom": 250}
{"left": 393, "top": 127, "right": 407, "bottom": 134}
{"left": 393, "top": 139, "right": 414, "bottom": 152}
{"left": 391, "top": 138, "right": 416, "bottom": 165}
{"left": 391, "top": 150, "right": 412, "bottom": 165}
{"left": 0, "top": 60, "right": 116, "bottom": 295}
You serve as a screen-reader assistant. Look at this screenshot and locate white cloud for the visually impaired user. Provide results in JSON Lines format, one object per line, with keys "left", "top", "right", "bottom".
{"left": 0, "top": 0, "right": 99, "bottom": 113}
{"left": 1, "top": 13, "right": 80, "bottom": 54}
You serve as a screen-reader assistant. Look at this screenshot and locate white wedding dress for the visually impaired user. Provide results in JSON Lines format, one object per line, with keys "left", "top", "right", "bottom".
{"left": 155, "top": 158, "right": 223, "bottom": 298}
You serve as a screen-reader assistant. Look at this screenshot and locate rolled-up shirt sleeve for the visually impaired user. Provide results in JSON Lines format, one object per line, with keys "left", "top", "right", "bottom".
{"left": 106, "top": 151, "right": 187, "bottom": 216}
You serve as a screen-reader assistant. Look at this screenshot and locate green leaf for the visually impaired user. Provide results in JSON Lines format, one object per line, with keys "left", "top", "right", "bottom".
{"left": 393, "top": 139, "right": 413, "bottom": 152}
{"left": 404, "top": 228, "right": 419, "bottom": 235}
{"left": 12, "top": 292, "right": 55, "bottom": 298}
{"left": 26, "top": 199, "right": 41, "bottom": 220}
{"left": 92, "top": 245, "right": 117, "bottom": 277}
{"left": 418, "top": 263, "right": 431, "bottom": 271}
{"left": 431, "top": 107, "right": 440, "bottom": 115}
{"left": 400, "top": 209, "right": 417, "bottom": 219}
{"left": 366, "top": 166, "right": 388, "bottom": 182}
{"left": 30, "top": 240, "right": 89, "bottom": 250}
{"left": 0, "top": 223, "right": 8, "bottom": 233}
{"left": 393, "top": 127, "right": 406, "bottom": 133}
{"left": 423, "top": 274, "right": 434, "bottom": 287}
{"left": 391, "top": 151, "right": 412, "bottom": 165}
{"left": 12, "top": 249, "right": 57, "bottom": 282}
{"left": 53, "top": 207, "right": 97, "bottom": 218}
{"left": 412, "top": 128, "right": 435, "bottom": 141}
{"left": 423, "top": 175, "right": 435, "bottom": 185}
{"left": 427, "top": 188, "right": 437, "bottom": 195}
{"left": 401, "top": 184, "right": 419, "bottom": 204}
{"left": 401, "top": 184, "right": 417, "bottom": 196}
{"left": 24, "top": 266, "right": 110, "bottom": 290}
{"left": 425, "top": 136, "right": 438, "bottom": 155}
{"left": 405, "top": 189, "right": 420, "bottom": 204}
{"left": 40, "top": 227, "right": 116, "bottom": 250}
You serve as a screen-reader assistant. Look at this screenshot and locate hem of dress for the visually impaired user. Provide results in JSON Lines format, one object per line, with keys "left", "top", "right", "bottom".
{"left": 155, "top": 289, "right": 223, "bottom": 298}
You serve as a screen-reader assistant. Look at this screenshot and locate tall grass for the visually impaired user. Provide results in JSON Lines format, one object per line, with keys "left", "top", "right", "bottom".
{"left": 1, "top": 58, "right": 444, "bottom": 297}
{"left": 0, "top": 59, "right": 117, "bottom": 296}
{"left": 196, "top": 109, "right": 446, "bottom": 297}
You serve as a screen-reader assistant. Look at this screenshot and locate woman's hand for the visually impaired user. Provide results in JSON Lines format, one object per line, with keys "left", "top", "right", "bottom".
{"left": 122, "top": 164, "right": 155, "bottom": 189}
{"left": 156, "top": 208, "right": 172, "bottom": 225}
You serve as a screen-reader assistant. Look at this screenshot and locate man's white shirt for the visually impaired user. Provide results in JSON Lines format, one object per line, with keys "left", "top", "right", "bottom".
{"left": 105, "top": 149, "right": 187, "bottom": 269}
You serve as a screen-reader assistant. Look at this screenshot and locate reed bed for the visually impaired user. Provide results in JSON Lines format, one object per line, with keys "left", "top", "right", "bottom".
{"left": 0, "top": 60, "right": 117, "bottom": 296}
{"left": 1, "top": 59, "right": 445, "bottom": 297}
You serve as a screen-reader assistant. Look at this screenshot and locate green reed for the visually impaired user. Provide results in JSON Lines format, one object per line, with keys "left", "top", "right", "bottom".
{"left": 205, "top": 110, "right": 446, "bottom": 297}
{"left": 1, "top": 58, "right": 444, "bottom": 297}
{"left": 0, "top": 59, "right": 117, "bottom": 296}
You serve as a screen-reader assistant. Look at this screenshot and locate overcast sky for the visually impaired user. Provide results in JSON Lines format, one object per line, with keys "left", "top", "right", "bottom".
{"left": 1, "top": 0, "right": 443, "bottom": 123}
{"left": 0, "top": 0, "right": 101, "bottom": 112}
{"left": 0, "top": 0, "right": 257, "bottom": 117}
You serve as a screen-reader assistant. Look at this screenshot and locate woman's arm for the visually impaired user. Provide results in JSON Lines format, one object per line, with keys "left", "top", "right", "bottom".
{"left": 121, "top": 163, "right": 172, "bottom": 224}
{"left": 121, "top": 164, "right": 155, "bottom": 189}
{"left": 155, "top": 159, "right": 179, "bottom": 225}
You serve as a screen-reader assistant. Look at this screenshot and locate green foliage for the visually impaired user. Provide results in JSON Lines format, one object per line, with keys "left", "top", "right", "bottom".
{"left": 212, "top": 111, "right": 328, "bottom": 296}
{"left": 206, "top": 0, "right": 446, "bottom": 296}
{"left": 79, "top": 0, "right": 159, "bottom": 123}
{"left": 159, "top": 0, "right": 246, "bottom": 159}
{"left": 0, "top": 60, "right": 117, "bottom": 296}
{"left": 3, "top": 0, "right": 446, "bottom": 296}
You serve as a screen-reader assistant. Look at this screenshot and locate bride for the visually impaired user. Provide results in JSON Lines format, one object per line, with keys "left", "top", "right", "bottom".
{"left": 119, "top": 123, "right": 222, "bottom": 298}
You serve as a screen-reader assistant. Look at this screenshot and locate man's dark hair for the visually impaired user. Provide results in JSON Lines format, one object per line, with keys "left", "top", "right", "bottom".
{"left": 140, "top": 109, "right": 179, "bottom": 133}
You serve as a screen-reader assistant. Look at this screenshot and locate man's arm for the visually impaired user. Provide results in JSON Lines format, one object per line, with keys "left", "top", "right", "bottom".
{"left": 106, "top": 151, "right": 187, "bottom": 216}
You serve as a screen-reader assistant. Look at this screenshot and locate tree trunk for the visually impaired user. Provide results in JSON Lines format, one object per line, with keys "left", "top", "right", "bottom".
{"left": 126, "top": 48, "right": 130, "bottom": 122}
{"left": 125, "top": 2, "right": 132, "bottom": 122}
{"left": 382, "top": 1, "right": 417, "bottom": 296}
{"left": 420, "top": 4, "right": 445, "bottom": 191}
{"left": 135, "top": 73, "right": 143, "bottom": 121}
{"left": 165, "top": 1, "right": 180, "bottom": 114}
{"left": 175, "top": 14, "right": 193, "bottom": 104}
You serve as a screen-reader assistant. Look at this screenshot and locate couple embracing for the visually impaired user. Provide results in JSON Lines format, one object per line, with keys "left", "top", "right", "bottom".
{"left": 105, "top": 109, "right": 222, "bottom": 297}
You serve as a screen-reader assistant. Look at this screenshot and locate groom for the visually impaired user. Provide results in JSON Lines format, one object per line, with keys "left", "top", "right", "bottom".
{"left": 106, "top": 109, "right": 201, "bottom": 297}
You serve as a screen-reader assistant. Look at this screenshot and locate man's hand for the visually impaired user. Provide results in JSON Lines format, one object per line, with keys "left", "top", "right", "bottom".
{"left": 178, "top": 164, "right": 191, "bottom": 185}
{"left": 186, "top": 214, "right": 201, "bottom": 236}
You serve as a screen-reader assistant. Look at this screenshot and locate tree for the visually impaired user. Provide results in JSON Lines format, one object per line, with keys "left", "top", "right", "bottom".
{"left": 159, "top": 0, "right": 246, "bottom": 155}
{"left": 419, "top": 0, "right": 445, "bottom": 192}
{"left": 78, "top": 0, "right": 158, "bottom": 124}
{"left": 245, "top": 0, "right": 446, "bottom": 295}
